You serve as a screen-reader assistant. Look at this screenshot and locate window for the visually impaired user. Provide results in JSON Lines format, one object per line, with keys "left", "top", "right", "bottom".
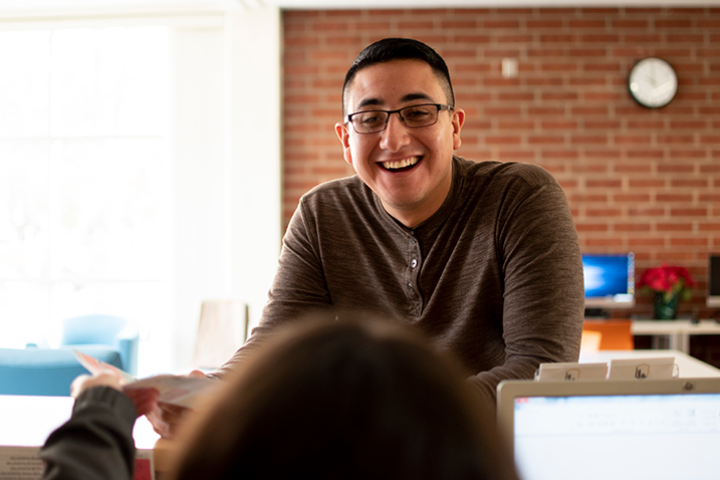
{"left": 0, "top": 26, "right": 171, "bottom": 375}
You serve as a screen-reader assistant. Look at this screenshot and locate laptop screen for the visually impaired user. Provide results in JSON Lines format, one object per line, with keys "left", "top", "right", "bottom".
{"left": 498, "top": 380, "right": 720, "bottom": 480}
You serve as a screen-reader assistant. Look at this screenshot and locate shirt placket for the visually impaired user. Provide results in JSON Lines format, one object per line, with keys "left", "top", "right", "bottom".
{"left": 406, "top": 231, "right": 423, "bottom": 314}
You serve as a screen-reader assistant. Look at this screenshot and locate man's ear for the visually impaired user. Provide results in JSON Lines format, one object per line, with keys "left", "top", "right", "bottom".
{"left": 334, "top": 122, "right": 353, "bottom": 165}
{"left": 451, "top": 108, "right": 465, "bottom": 150}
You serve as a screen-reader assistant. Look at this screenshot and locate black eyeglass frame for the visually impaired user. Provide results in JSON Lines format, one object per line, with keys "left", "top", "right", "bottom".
{"left": 345, "top": 103, "right": 454, "bottom": 134}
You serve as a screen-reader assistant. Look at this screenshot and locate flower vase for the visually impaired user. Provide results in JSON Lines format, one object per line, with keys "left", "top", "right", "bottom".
{"left": 653, "top": 291, "right": 679, "bottom": 320}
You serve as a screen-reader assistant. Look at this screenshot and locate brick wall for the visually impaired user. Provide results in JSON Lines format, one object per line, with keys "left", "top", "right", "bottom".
{"left": 282, "top": 7, "right": 720, "bottom": 321}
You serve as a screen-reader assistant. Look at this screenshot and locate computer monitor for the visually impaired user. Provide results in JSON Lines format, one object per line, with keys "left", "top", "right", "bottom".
{"left": 582, "top": 253, "right": 635, "bottom": 309}
{"left": 708, "top": 254, "right": 720, "bottom": 308}
{"left": 497, "top": 378, "right": 720, "bottom": 480}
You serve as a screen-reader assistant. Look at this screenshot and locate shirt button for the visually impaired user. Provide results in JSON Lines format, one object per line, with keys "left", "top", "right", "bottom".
{"left": 411, "top": 259, "right": 418, "bottom": 268}
{"left": 407, "top": 282, "right": 413, "bottom": 291}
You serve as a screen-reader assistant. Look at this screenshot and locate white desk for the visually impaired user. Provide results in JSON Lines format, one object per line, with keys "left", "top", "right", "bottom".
{"left": 579, "top": 349, "right": 720, "bottom": 378}
{"left": 631, "top": 319, "right": 720, "bottom": 353}
{"left": 0, "top": 394, "right": 159, "bottom": 477}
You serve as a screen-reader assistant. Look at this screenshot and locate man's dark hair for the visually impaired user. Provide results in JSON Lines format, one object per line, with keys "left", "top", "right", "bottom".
{"left": 342, "top": 37, "right": 455, "bottom": 117}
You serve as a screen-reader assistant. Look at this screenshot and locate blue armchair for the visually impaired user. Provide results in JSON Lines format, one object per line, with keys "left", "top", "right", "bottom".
{"left": 0, "top": 346, "right": 123, "bottom": 396}
{"left": 60, "top": 314, "right": 139, "bottom": 376}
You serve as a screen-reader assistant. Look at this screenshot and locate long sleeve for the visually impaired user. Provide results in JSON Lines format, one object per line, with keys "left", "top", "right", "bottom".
{"left": 40, "top": 387, "right": 137, "bottom": 480}
{"left": 467, "top": 174, "right": 584, "bottom": 406}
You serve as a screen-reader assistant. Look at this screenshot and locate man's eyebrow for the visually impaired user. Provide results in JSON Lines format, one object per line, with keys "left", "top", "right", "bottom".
{"left": 401, "top": 92, "right": 434, "bottom": 103}
{"left": 355, "top": 98, "right": 383, "bottom": 110}
{"left": 354, "top": 92, "right": 435, "bottom": 111}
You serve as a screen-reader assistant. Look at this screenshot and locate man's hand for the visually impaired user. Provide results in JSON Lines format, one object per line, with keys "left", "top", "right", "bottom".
{"left": 131, "top": 369, "right": 207, "bottom": 439}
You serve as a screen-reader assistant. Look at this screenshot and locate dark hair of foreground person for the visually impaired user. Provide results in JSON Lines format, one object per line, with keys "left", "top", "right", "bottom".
{"left": 168, "top": 314, "right": 519, "bottom": 480}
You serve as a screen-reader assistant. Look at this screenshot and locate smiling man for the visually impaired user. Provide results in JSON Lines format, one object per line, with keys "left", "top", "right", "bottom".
{"left": 206, "top": 38, "right": 586, "bottom": 408}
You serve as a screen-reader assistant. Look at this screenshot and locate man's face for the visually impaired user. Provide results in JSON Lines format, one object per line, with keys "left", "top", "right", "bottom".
{"left": 335, "top": 60, "right": 465, "bottom": 228}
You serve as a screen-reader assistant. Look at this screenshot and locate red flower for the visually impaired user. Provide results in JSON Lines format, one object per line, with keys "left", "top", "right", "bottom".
{"left": 637, "top": 263, "right": 696, "bottom": 301}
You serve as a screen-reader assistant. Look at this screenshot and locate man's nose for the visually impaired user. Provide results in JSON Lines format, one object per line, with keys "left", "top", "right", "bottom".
{"left": 378, "top": 112, "right": 411, "bottom": 152}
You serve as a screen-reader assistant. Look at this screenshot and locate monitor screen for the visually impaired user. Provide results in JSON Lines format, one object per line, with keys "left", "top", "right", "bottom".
{"left": 709, "top": 254, "right": 720, "bottom": 308}
{"left": 582, "top": 253, "right": 635, "bottom": 309}
{"left": 512, "top": 392, "right": 720, "bottom": 480}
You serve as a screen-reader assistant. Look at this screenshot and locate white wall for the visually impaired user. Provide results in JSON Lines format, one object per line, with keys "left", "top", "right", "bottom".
{"left": 172, "top": 6, "right": 281, "bottom": 373}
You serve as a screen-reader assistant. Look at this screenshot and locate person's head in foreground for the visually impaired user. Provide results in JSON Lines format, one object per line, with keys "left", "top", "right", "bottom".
{"left": 168, "top": 314, "right": 519, "bottom": 480}
{"left": 335, "top": 37, "right": 466, "bottom": 228}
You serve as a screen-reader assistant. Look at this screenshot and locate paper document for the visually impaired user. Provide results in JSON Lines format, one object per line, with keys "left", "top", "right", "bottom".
{"left": 0, "top": 446, "right": 153, "bottom": 480}
{"left": 73, "top": 349, "right": 219, "bottom": 409}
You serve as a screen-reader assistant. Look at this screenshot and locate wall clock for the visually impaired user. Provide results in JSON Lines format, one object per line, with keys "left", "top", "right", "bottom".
{"left": 628, "top": 57, "right": 678, "bottom": 108}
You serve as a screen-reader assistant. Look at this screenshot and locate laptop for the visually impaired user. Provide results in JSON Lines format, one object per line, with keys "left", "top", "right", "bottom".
{"left": 497, "top": 378, "right": 720, "bottom": 480}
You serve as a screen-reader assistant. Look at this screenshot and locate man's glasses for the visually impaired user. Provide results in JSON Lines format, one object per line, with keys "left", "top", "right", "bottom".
{"left": 345, "top": 103, "right": 453, "bottom": 134}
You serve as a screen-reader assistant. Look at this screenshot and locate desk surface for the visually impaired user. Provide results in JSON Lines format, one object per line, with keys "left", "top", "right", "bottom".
{"left": 579, "top": 349, "right": 720, "bottom": 378}
{"left": 632, "top": 319, "right": 720, "bottom": 335}
{"left": 0, "top": 394, "right": 159, "bottom": 449}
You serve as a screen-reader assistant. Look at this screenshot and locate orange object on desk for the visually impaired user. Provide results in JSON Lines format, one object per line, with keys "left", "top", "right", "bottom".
{"left": 582, "top": 319, "right": 634, "bottom": 350}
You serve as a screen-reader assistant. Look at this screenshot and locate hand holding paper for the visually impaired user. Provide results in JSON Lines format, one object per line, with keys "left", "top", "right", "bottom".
{"left": 73, "top": 349, "right": 220, "bottom": 439}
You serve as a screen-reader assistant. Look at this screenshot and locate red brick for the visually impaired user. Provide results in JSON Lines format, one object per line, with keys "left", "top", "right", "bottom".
{"left": 629, "top": 238, "right": 666, "bottom": 247}
{"left": 569, "top": 20, "right": 605, "bottom": 28}
{"left": 441, "top": 20, "right": 478, "bottom": 29}
{"left": 453, "top": 35, "right": 492, "bottom": 43}
{"left": 627, "top": 120, "right": 664, "bottom": 129}
{"left": 625, "top": 150, "right": 664, "bottom": 159}
{"left": 668, "top": 35, "right": 705, "bottom": 43}
{"left": 670, "top": 209, "right": 708, "bottom": 217}
{"left": 529, "top": 20, "right": 564, "bottom": 29}
{"left": 498, "top": 92, "right": 535, "bottom": 102}
{"left": 587, "top": 179, "right": 622, "bottom": 188}
{"left": 586, "top": 208, "right": 622, "bottom": 216}
{"left": 628, "top": 208, "right": 664, "bottom": 217}
{"left": 576, "top": 224, "right": 610, "bottom": 232}
{"left": 671, "top": 179, "right": 708, "bottom": 188}
{"left": 485, "top": 107, "right": 522, "bottom": 115}
{"left": 657, "top": 193, "right": 693, "bottom": 202}
{"left": 582, "top": 35, "right": 619, "bottom": 42}
{"left": 498, "top": 151, "right": 535, "bottom": 161}
{"left": 588, "top": 238, "right": 626, "bottom": 247}
{"left": 614, "top": 135, "right": 652, "bottom": 144}
{"left": 572, "top": 106, "right": 608, "bottom": 115}
{"left": 570, "top": 194, "right": 609, "bottom": 202}
{"left": 625, "top": 34, "right": 662, "bottom": 43}
{"left": 485, "top": 136, "right": 522, "bottom": 145}
{"left": 585, "top": 120, "right": 621, "bottom": 129}
{"left": 630, "top": 179, "right": 665, "bottom": 188}
{"left": 528, "top": 107, "right": 565, "bottom": 115}
{"left": 484, "top": 20, "right": 520, "bottom": 28}
{"left": 528, "top": 135, "right": 565, "bottom": 145}
{"left": 613, "top": 19, "right": 649, "bottom": 28}
{"left": 498, "top": 120, "right": 535, "bottom": 129}
{"left": 584, "top": 92, "right": 624, "bottom": 101}
{"left": 616, "top": 223, "right": 651, "bottom": 232}
{"left": 527, "top": 78, "right": 564, "bottom": 86}
{"left": 614, "top": 194, "right": 650, "bottom": 203}
{"left": 655, "top": 20, "right": 693, "bottom": 28}
{"left": 570, "top": 49, "right": 608, "bottom": 57}
{"left": 543, "top": 120, "right": 578, "bottom": 130}
{"left": 572, "top": 135, "right": 608, "bottom": 144}
{"left": 583, "top": 63, "right": 621, "bottom": 72}
{"left": 543, "top": 150, "right": 579, "bottom": 159}
{"left": 657, "top": 223, "right": 694, "bottom": 232}
{"left": 614, "top": 165, "right": 652, "bottom": 173}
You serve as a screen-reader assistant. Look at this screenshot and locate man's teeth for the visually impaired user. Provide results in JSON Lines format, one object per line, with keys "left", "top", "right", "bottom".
{"left": 382, "top": 157, "right": 419, "bottom": 170}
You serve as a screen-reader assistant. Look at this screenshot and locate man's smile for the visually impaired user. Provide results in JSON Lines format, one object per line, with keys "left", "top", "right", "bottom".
{"left": 380, "top": 156, "right": 421, "bottom": 171}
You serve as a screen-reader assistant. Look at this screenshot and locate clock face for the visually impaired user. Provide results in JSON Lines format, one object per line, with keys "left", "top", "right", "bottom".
{"left": 628, "top": 57, "right": 678, "bottom": 108}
